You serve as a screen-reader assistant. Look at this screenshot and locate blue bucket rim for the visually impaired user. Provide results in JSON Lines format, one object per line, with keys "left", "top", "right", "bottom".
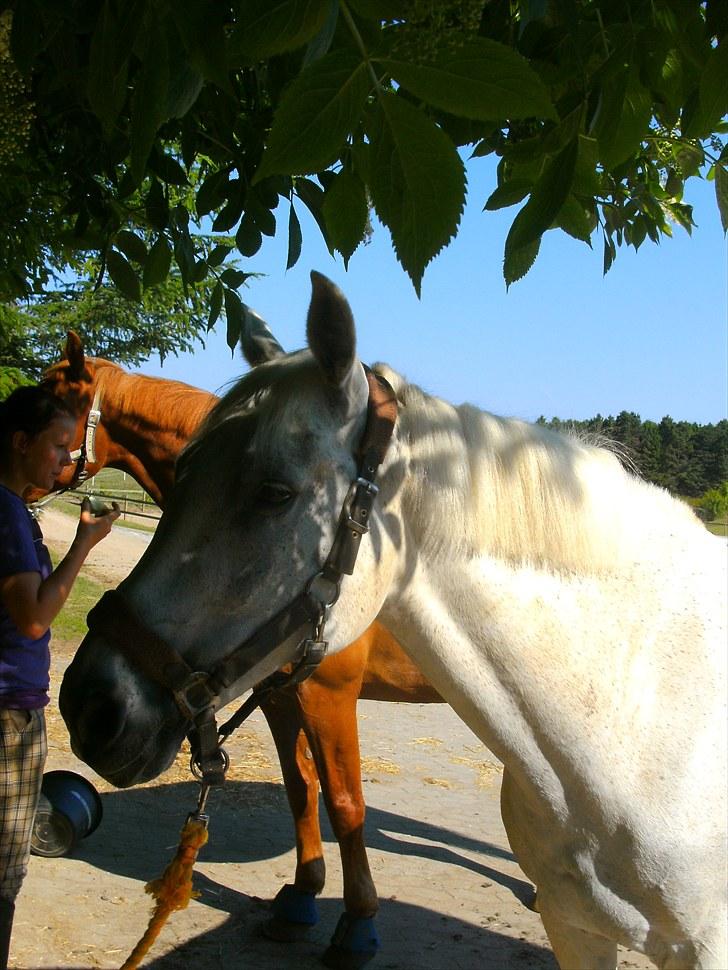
{"left": 41, "top": 769, "right": 103, "bottom": 836}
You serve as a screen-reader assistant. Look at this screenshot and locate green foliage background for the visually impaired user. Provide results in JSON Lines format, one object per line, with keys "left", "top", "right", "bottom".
{"left": 537, "top": 410, "right": 727, "bottom": 499}
{"left": 0, "top": 0, "right": 725, "bottom": 350}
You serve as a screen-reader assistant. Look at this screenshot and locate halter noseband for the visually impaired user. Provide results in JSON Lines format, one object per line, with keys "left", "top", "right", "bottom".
{"left": 86, "top": 366, "right": 398, "bottom": 786}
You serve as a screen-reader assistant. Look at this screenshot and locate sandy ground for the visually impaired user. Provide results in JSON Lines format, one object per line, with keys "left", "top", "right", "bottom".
{"left": 9, "top": 508, "right": 654, "bottom": 970}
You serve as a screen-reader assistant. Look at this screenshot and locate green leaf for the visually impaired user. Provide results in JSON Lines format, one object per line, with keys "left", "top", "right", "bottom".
{"left": 554, "top": 195, "right": 594, "bottom": 243}
{"left": 207, "top": 245, "right": 233, "bottom": 268}
{"left": 595, "top": 71, "right": 652, "bottom": 169}
{"left": 674, "top": 142, "right": 704, "bottom": 178}
{"left": 368, "top": 94, "right": 465, "bottom": 295}
{"left": 190, "top": 259, "right": 208, "bottom": 283}
{"left": 165, "top": 59, "right": 204, "bottom": 119}
{"left": 148, "top": 150, "right": 189, "bottom": 187}
{"left": 87, "top": 0, "right": 133, "bottom": 131}
{"left": 145, "top": 179, "right": 169, "bottom": 231}
{"left": 627, "top": 216, "right": 648, "bottom": 251}
{"left": 688, "top": 40, "right": 728, "bottom": 138}
{"left": 106, "top": 250, "right": 142, "bottom": 302}
{"left": 197, "top": 170, "right": 231, "bottom": 218}
{"left": 484, "top": 180, "right": 532, "bottom": 211}
{"left": 212, "top": 180, "right": 246, "bottom": 232}
{"left": 716, "top": 164, "right": 728, "bottom": 233}
{"left": 255, "top": 51, "right": 371, "bottom": 180}
{"left": 322, "top": 169, "right": 369, "bottom": 265}
{"left": 236, "top": 217, "right": 263, "bottom": 258}
{"left": 171, "top": 0, "right": 230, "bottom": 91}
{"left": 224, "top": 287, "right": 244, "bottom": 352}
{"left": 220, "top": 268, "right": 249, "bottom": 289}
{"left": 143, "top": 237, "right": 173, "bottom": 288}
{"left": 130, "top": 12, "right": 170, "bottom": 185}
{"left": 378, "top": 38, "right": 557, "bottom": 123}
{"left": 172, "top": 228, "right": 195, "bottom": 286}
{"left": 504, "top": 138, "right": 578, "bottom": 263}
{"left": 287, "top": 204, "right": 303, "bottom": 270}
{"left": 208, "top": 281, "right": 223, "bottom": 330}
{"left": 503, "top": 238, "right": 540, "bottom": 289}
{"left": 602, "top": 232, "right": 617, "bottom": 275}
{"left": 302, "top": 0, "right": 338, "bottom": 66}
{"left": 294, "top": 178, "right": 333, "bottom": 252}
{"left": 229, "top": 0, "right": 330, "bottom": 64}
{"left": 114, "top": 230, "right": 148, "bottom": 265}
{"left": 572, "top": 135, "right": 600, "bottom": 198}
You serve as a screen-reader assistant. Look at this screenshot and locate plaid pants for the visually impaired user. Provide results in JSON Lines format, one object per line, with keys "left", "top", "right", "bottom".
{"left": 0, "top": 708, "right": 47, "bottom": 901}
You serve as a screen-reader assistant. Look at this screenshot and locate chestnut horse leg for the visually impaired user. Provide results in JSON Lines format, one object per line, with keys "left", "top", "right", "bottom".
{"left": 259, "top": 622, "right": 434, "bottom": 962}
{"left": 295, "top": 639, "right": 381, "bottom": 968}
{"left": 260, "top": 690, "right": 326, "bottom": 937}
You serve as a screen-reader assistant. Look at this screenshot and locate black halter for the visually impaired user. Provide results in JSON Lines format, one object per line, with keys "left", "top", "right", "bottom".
{"left": 86, "top": 367, "right": 398, "bottom": 786}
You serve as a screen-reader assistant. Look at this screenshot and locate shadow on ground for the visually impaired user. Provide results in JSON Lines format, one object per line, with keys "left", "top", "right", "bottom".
{"left": 56, "top": 780, "right": 550, "bottom": 970}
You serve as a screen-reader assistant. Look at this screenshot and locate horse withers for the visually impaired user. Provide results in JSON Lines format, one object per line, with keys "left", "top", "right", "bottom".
{"left": 60, "top": 273, "right": 727, "bottom": 970}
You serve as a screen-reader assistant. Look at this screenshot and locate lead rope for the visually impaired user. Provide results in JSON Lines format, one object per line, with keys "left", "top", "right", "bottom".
{"left": 118, "top": 782, "right": 214, "bottom": 970}
{"left": 117, "top": 623, "right": 332, "bottom": 969}
{"left": 118, "top": 677, "right": 282, "bottom": 970}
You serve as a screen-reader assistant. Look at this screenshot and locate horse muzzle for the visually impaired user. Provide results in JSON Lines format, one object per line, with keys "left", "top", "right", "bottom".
{"left": 59, "top": 632, "right": 187, "bottom": 787}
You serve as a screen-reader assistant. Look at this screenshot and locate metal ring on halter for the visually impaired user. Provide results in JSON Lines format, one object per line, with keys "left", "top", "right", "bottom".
{"left": 307, "top": 571, "right": 340, "bottom": 611}
{"left": 189, "top": 746, "right": 230, "bottom": 782}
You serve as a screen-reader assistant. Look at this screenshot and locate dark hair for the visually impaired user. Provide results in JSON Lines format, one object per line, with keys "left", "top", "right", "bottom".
{"left": 0, "top": 385, "right": 76, "bottom": 457}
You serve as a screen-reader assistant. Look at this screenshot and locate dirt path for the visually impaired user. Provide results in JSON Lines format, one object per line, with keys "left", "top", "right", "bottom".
{"left": 10, "top": 509, "right": 653, "bottom": 970}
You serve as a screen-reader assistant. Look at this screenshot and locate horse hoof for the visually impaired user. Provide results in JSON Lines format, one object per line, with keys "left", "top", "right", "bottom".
{"left": 321, "top": 913, "right": 379, "bottom": 970}
{"left": 263, "top": 884, "right": 319, "bottom": 941}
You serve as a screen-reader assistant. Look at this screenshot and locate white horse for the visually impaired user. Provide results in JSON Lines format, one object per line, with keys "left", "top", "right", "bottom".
{"left": 60, "top": 272, "right": 727, "bottom": 969}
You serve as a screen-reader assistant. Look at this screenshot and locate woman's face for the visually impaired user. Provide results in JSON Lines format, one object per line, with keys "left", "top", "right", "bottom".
{"left": 18, "top": 414, "right": 76, "bottom": 492}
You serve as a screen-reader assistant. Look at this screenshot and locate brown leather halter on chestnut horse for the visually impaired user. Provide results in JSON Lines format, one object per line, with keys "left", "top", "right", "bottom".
{"left": 85, "top": 367, "right": 398, "bottom": 788}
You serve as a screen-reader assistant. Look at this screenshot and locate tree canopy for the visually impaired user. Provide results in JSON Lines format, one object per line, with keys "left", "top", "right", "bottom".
{"left": 1, "top": 0, "right": 726, "bottom": 349}
{"left": 537, "top": 411, "right": 728, "bottom": 498}
{"left": 0, "top": 256, "right": 223, "bottom": 383}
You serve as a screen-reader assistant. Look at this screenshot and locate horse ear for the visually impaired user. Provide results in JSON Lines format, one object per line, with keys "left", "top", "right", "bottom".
{"left": 65, "top": 331, "right": 86, "bottom": 380}
{"left": 239, "top": 306, "right": 285, "bottom": 366}
{"left": 306, "top": 271, "right": 357, "bottom": 388}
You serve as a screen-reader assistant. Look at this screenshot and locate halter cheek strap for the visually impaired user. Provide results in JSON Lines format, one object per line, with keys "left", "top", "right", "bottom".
{"left": 68, "top": 384, "right": 103, "bottom": 485}
{"left": 86, "top": 366, "right": 398, "bottom": 787}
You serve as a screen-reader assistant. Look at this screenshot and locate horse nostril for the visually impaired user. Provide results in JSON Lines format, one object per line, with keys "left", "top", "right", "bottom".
{"left": 75, "top": 687, "right": 129, "bottom": 752}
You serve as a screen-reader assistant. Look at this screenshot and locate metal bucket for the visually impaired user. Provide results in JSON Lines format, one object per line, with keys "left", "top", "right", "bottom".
{"left": 31, "top": 770, "right": 103, "bottom": 857}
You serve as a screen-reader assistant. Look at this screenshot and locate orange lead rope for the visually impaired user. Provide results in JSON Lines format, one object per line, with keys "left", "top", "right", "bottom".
{"left": 119, "top": 815, "right": 209, "bottom": 970}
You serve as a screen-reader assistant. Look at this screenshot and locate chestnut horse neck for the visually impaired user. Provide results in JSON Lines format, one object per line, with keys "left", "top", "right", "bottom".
{"left": 60, "top": 359, "right": 217, "bottom": 508}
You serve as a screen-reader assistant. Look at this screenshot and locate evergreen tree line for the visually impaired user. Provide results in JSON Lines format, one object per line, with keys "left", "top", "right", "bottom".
{"left": 536, "top": 412, "right": 728, "bottom": 500}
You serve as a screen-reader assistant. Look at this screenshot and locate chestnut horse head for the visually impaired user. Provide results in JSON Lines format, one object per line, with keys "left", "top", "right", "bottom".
{"left": 34, "top": 332, "right": 106, "bottom": 497}
{"left": 38, "top": 332, "right": 216, "bottom": 507}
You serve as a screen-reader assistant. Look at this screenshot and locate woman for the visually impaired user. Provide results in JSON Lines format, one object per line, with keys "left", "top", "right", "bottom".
{"left": 0, "top": 385, "right": 120, "bottom": 970}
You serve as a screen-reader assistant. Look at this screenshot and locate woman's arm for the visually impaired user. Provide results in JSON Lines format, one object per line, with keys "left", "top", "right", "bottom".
{"left": 0, "top": 500, "right": 120, "bottom": 640}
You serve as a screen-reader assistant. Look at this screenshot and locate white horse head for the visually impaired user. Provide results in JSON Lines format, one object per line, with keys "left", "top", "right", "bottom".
{"left": 61, "top": 272, "right": 727, "bottom": 969}
{"left": 60, "top": 273, "right": 404, "bottom": 781}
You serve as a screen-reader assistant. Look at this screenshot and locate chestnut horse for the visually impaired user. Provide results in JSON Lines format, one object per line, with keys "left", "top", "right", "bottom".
{"left": 41, "top": 332, "right": 441, "bottom": 963}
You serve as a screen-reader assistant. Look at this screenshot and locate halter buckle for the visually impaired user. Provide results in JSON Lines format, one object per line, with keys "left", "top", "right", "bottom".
{"left": 174, "top": 671, "right": 219, "bottom": 720}
{"left": 288, "top": 637, "right": 329, "bottom": 685}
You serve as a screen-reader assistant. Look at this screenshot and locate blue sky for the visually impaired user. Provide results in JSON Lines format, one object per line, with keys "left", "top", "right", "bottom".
{"left": 138, "top": 156, "right": 727, "bottom": 425}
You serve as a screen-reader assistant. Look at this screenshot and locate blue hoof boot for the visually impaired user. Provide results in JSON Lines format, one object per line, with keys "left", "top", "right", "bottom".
{"left": 263, "top": 884, "right": 319, "bottom": 942}
{"left": 322, "top": 913, "right": 379, "bottom": 970}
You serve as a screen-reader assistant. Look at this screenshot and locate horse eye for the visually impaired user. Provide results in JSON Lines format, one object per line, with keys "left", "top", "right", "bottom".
{"left": 255, "top": 481, "right": 294, "bottom": 512}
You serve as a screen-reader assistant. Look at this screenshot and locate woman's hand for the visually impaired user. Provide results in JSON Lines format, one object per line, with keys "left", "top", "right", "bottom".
{"left": 76, "top": 497, "right": 121, "bottom": 550}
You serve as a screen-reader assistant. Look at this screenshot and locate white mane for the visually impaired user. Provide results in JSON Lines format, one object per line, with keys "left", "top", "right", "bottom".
{"left": 373, "top": 363, "right": 703, "bottom": 575}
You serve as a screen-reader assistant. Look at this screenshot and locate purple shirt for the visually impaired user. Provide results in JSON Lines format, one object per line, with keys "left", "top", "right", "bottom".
{"left": 0, "top": 484, "right": 51, "bottom": 709}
